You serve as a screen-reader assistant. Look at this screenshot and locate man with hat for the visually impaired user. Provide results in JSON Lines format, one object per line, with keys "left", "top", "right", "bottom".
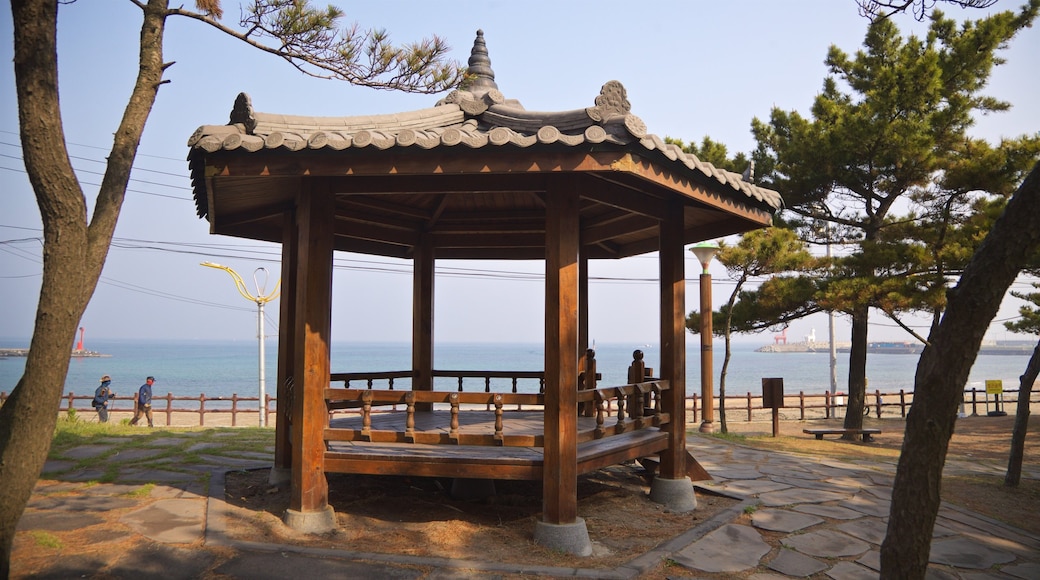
{"left": 92, "top": 375, "right": 116, "bottom": 423}
{"left": 130, "top": 376, "right": 155, "bottom": 427}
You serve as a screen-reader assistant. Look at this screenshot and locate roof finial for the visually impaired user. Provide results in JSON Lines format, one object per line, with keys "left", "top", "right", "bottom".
{"left": 462, "top": 29, "right": 498, "bottom": 93}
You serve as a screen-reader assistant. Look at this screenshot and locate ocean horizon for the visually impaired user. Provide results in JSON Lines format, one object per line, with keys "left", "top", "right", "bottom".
{"left": 1, "top": 338, "right": 1033, "bottom": 406}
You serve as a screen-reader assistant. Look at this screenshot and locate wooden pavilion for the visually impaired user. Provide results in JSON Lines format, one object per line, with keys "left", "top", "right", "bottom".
{"left": 187, "top": 31, "right": 782, "bottom": 554}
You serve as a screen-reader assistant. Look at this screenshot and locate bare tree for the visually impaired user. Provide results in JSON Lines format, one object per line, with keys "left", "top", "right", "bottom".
{"left": 0, "top": 1, "right": 464, "bottom": 574}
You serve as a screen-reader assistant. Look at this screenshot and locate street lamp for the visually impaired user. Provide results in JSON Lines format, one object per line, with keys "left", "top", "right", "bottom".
{"left": 690, "top": 241, "right": 720, "bottom": 434}
{"left": 201, "top": 262, "right": 280, "bottom": 427}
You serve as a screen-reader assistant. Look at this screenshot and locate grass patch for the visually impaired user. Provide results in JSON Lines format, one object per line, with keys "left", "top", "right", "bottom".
{"left": 125, "top": 483, "right": 156, "bottom": 498}
{"left": 29, "top": 531, "right": 61, "bottom": 550}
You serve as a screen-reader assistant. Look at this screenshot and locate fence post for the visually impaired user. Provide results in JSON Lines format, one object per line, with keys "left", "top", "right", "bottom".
{"left": 231, "top": 394, "right": 238, "bottom": 427}
{"left": 970, "top": 388, "right": 979, "bottom": 416}
{"left": 67, "top": 392, "right": 75, "bottom": 414}
{"left": 799, "top": 391, "right": 805, "bottom": 420}
{"left": 899, "top": 389, "right": 906, "bottom": 418}
{"left": 746, "top": 392, "right": 752, "bottom": 422}
{"left": 691, "top": 393, "right": 699, "bottom": 423}
{"left": 199, "top": 393, "right": 206, "bottom": 426}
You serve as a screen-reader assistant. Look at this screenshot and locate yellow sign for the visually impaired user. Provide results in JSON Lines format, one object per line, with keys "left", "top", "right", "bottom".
{"left": 985, "top": 380, "right": 1003, "bottom": 395}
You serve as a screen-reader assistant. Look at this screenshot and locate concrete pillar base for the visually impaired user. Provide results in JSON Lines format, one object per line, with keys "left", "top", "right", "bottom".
{"left": 450, "top": 478, "right": 497, "bottom": 500}
{"left": 268, "top": 466, "right": 291, "bottom": 487}
{"left": 699, "top": 421, "right": 716, "bottom": 433}
{"left": 649, "top": 476, "right": 697, "bottom": 513}
{"left": 283, "top": 505, "right": 337, "bottom": 534}
{"left": 533, "top": 517, "right": 593, "bottom": 557}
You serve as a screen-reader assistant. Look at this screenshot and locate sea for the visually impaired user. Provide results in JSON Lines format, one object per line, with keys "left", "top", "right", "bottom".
{"left": 0, "top": 338, "right": 1032, "bottom": 408}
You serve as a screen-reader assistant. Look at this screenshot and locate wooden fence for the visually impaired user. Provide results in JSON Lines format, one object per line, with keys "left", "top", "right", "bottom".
{"left": 2, "top": 384, "right": 1036, "bottom": 428}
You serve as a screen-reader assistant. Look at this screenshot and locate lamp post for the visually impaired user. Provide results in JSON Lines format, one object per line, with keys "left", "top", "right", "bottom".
{"left": 201, "top": 262, "right": 280, "bottom": 427}
{"left": 690, "top": 241, "right": 720, "bottom": 434}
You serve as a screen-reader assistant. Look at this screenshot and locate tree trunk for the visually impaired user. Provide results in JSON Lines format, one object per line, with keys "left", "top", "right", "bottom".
{"left": 0, "top": 1, "right": 168, "bottom": 573}
{"left": 880, "top": 161, "right": 1040, "bottom": 579}
{"left": 842, "top": 306, "right": 869, "bottom": 436}
{"left": 1005, "top": 340, "right": 1039, "bottom": 487}
{"left": 719, "top": 333, "right": 731, "bottom": 434}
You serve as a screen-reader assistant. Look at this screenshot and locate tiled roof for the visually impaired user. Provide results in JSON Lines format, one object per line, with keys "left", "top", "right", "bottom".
{"left": 187, "top": 30, "right": 782, "bottom": 215}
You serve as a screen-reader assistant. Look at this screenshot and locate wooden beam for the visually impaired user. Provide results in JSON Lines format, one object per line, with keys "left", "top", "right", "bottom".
{"left": 543, "top": 177, "right": 580, "bottom": 525}
{"left": 290, "top": 178, "right": 334, "bottom": 513}
{"left": 658, "top": 199, "right": 687, "bottom": 479}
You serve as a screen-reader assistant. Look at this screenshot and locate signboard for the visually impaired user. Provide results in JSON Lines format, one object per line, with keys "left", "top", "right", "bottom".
{"left": 985, "top": 380, "right": 1003, "bottom": 395}
{"left": 762, "top": 378, "right": 784, "bottom": 409}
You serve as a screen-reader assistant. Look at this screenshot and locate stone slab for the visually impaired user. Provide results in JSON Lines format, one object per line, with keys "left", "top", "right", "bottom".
{"left": 840, "top": 493, "right": 891, "bottom": 517}
{"left": 826, "top": 560, "right": 879, "bottom": 579}
{"left": 673, "top": 524, "right": 770, "bottom": 573}
{"left": 767, "top": 546, "right": 828, "bottom": 576}
{"left": 782, "top": 529, "right": 870, "bottom": 558}
{"left": 759, "top": 487, "right": 849, "bottom": 507}
{"left": 715, "top": 479, "right": 792, "bottom": 495}
{"left": 752, "top": 508, "right": 824, "bottom": 532}
{"left": 793, "top": 504, "right": 864, "bottom": 520}
{"left": 109, "top": 447, "right": 171, "bottom": 462}
{"left": 61, "top": 445, "right": 110, "bottom": 460}
{"left": 857, "top": 549, "right": 880, "bottom": 571}
{"left": 17, "top": 511, "right": 104, "bottom": 531}
{"left": 120, "top": 498, "right": 205, "bottom": 544}
{"left": 929, "top": 537, "right": 1016, "bottom": 569}
{"left": 1003, "top": 562, "right": 1040, "bottom": 580}
{"left": 838, "top": 517, "right": 888, "bottom": 545}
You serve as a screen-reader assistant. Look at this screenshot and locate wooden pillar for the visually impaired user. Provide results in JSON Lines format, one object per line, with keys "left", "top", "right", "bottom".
{"left": 578, "top": 255, "right": 593, "bottom": 416}
{"left": 274, "top": 209, "right": 298, "bottom": 473}
{"left": 579, "top": 255, "right": 589, "bottom": 357}
{"left": 658, "top": 200, "right": 687, "bottom": 479}
{"left": 290, "top": 179, "right": 334, "bottom": 513}
{"left": 543, "top": 180, "right": 580, "bottom": 524}
{"left": 412, "top": 233, "right": 434, "bottom": 412}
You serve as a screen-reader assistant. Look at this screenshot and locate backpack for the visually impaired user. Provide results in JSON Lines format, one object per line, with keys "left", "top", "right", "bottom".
{"left": 93, "top": 385, "right": 109, "bottom": 408}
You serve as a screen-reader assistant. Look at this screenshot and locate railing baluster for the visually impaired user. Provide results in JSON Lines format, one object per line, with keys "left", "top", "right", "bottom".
{"left": 615, "top": 387, "right": 626, "bottom": 434}
{"left": 594, "top": 391, "right": 605, "bottom": 439}
{"left": 494, "top": 393, "right": 504, "bottom": 444}
{"left": 449, "top": 393, "right": 460, "bottom": 442}
{"left": 405, "top": 392, "right": 415, "bottom": 441}
{"left": 361, "top": 391, "right": 373, "bottom": 440}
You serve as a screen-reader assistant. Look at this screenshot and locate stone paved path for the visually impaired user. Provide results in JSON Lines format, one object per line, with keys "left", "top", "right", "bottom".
{"left": 679, "top": 438, "right": 1040, "bottom": 579}
{"left": 14, "top": 429, "right": 1040, "bottom": 579}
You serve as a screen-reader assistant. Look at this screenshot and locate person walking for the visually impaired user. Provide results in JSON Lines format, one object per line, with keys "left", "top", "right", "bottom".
{"left": 130, "top": 376, "right": 155, "bottom": 427}
{"left": 91, "top": 375, "right": 116, "bottom": 423}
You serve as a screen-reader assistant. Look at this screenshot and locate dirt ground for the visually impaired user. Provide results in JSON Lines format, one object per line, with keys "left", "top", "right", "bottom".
{"left": 223, "top": 461, "right": 737, "bottom": 571}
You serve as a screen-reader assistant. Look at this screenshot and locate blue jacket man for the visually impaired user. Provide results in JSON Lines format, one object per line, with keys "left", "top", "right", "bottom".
{"left": 92, "top": 375, "right": 116, "bottom": 423}
{"left": 130, "top": 376, "right": 155, "bottom": 427}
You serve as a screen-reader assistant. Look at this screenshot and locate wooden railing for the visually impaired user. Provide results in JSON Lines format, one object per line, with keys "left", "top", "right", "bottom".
{"left": 577, "top": 381, "right": 670, "bottom": 442}
{"left": 330, "top": 370, "right": 546, "bottom": 394}
{"left": 322, "top": 378, "right": 671, "bottom": 449}
{"left": 324, "top": 389, "right": 544, "bottom": 446}
{"left": 5, "top": 385, "right": 1036, "bottom": 428}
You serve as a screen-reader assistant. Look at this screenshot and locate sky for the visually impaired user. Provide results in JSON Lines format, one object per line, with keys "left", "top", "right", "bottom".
{"left": 1, "top": 1, "right": 1038, "bottom": 346}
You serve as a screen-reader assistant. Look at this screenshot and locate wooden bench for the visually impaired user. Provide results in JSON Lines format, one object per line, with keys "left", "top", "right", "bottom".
{"left": 803, "top": 428, "right": 880, "bottom": 442}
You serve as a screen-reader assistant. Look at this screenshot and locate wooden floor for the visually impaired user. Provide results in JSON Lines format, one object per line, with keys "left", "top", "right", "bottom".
{"left": 324, "top": 410, "right": 671, "bottom": 481}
